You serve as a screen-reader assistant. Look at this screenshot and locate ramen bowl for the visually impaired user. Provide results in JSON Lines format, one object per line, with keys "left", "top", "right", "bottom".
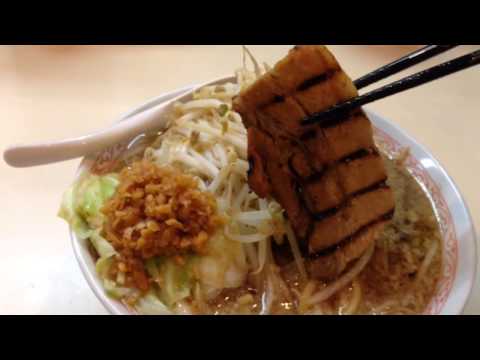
{"left": 69, "top": 76, "right": 477, "bottom": 315}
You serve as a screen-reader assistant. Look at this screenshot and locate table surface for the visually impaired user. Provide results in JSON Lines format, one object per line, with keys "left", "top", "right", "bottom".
{"left": 0, "top": 45, "right": 478, "bottom": 315}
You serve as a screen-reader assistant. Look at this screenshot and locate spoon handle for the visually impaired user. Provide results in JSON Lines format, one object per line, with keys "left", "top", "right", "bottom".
{"left": 3, "top": 87, "right": 191, "bottom": 168}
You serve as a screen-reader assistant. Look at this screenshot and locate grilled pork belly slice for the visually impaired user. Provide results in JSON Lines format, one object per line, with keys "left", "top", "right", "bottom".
{"left": 302, "top": 151, "right": 388, "bottom": 214}
{"left": 233, "top": 45, "right": 395, "bottom": 280}
{"left": 308, "top": 187, "right": 394, "bottom": 252}
{"left": 308, "top": 220, "right": 390, "bottom": 279}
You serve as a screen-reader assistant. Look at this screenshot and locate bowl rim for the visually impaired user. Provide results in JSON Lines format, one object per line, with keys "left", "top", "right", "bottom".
{"left": 70, "top": 77, "right": 477, "bottom": 315}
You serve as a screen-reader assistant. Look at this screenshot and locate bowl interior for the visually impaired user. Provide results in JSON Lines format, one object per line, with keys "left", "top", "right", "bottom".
{"left": 70, "top": 80, "right": 477, "bottom": 315}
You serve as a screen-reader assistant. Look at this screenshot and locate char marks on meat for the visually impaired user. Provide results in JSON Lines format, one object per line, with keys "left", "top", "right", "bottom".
{"left": 233, "top": 45, "right": 395, "bottom": 280}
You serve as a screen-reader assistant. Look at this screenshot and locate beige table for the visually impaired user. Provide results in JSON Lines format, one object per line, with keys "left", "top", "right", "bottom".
{"left": 0, "top": 45, "right": 478, "bottom": 314}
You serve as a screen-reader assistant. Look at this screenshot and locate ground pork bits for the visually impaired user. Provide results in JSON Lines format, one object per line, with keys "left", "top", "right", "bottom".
{"left": 101, "top": 160, "right": 222, "bottom": 291}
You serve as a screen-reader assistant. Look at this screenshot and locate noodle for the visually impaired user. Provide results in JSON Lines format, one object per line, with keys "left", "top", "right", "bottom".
{"left": 178, "top": 98, "right": 225, "bottom": 112}
{"left": 297, "top": 282, "right": 316, "bottom": 314}
{"left": 189, "top": 149, "right": 219, "bottom": 178}
{"left": 341, "top": 279, "right": 362, "bottom": 315}
{"left": 245, "top": 242, "right": 259, "bottom": 271}
{"left": 231, "top": 184, "right": 249, "bottom": 211}
{"left": 252, "top": 237, "right": 268, "bottom": 274}
{"left": 260, "top": 273, "right": 274, "bottom": 315}
{"left": 225, "top": 227, "right": 268, "bottom": 244}
{"left": 285, "top": 222, "right": 307, "bottom": 281}
{"left": 208, "top": 164, "right": 231, "bottom": 194}
{"left": 415, "top": 240, "right": 439, "bottom": 285}
{"left": 242, "top": 45, "right": 263, "bottom": 78}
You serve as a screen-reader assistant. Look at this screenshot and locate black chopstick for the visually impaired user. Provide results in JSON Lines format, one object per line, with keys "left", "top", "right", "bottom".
{"left": 354, "top": 45, "right": 458, "bottom": 89}
{"left": 302, "top": 49, "right": 480, "bottom": 126}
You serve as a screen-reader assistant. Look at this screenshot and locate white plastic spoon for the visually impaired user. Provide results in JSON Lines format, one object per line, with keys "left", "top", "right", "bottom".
{"left": 3, "top": 75, "right": 234, "bottom": 168}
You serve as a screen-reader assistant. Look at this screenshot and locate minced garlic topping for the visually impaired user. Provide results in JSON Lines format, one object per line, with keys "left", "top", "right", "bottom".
{"left": 101, "top": 160, "right": 222, "bottom": 291}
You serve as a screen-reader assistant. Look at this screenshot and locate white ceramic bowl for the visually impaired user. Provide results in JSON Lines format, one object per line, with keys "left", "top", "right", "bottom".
{"left": 70, "top": 77, "right": 477, "bottom": 315}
